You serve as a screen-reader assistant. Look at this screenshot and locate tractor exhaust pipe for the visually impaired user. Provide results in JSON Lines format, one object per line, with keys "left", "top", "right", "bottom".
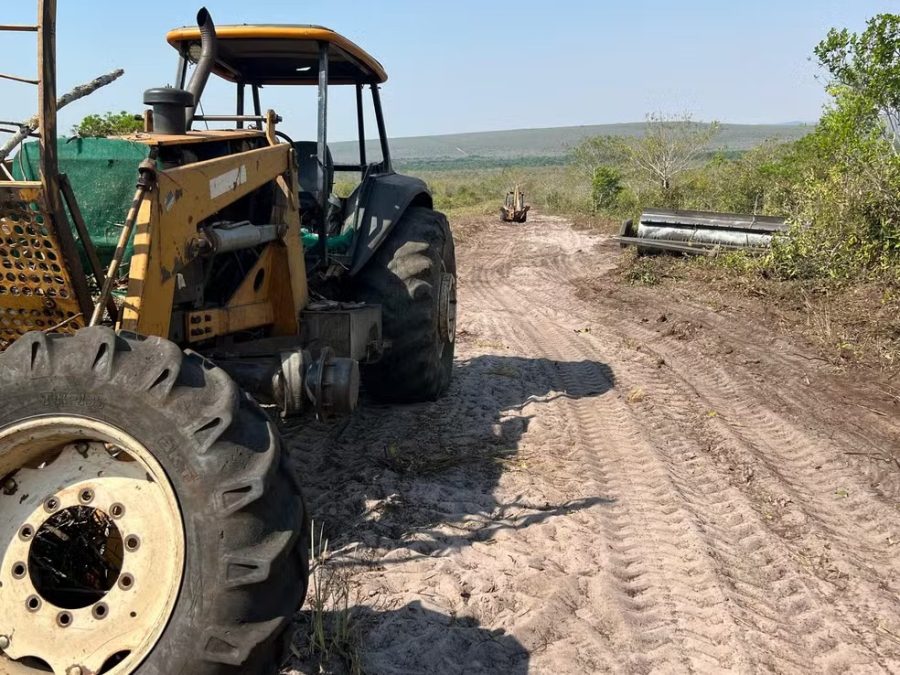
{"left": 184, "top": 7, "right": 217, "bottom": 129}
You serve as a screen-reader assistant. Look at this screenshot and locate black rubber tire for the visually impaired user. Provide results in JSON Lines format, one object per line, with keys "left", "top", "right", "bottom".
{"left": 353, "top": 206, "right": 456, "bottom": 403}
{"left": 0, "top": 327, "right": 309, "bottom": 675}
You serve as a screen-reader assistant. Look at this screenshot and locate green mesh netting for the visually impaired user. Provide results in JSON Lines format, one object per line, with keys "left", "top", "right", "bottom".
{"left": 13, "top": 138, "right": 148, "bottom": 270}
{"left": 14, "top": 138, "right": 353, "bottom": 267}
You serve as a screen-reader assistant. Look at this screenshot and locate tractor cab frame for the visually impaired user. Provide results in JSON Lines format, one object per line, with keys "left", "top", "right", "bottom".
{"left": 164, "top": 22, "right": 431, "bottom": 277}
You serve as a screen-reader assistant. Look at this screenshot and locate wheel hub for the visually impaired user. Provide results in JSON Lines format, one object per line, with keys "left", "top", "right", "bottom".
{"left": 0, "top": 418, "right": 185, "bottom": 675}
{"left": 438, "top": 271, "right": 457, "bottom": 346}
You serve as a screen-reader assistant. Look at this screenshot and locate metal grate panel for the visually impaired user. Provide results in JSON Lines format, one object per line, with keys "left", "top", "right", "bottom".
{"left": 0, "top": 183, "right": 85, "bottom": 348}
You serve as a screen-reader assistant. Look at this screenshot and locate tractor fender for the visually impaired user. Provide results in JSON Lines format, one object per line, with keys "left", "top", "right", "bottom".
{"left": 348, "top": 173, "right": 433, "bottom": 276}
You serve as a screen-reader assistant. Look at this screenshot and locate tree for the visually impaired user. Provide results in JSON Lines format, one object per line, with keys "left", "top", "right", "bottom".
{"left": 815, "top": 14, "right": 900, "bottom": 152}
{"left": 570, "top": 135, "right": 628, "bottom": 181}
{"left": 591, "top": 166, "right": 623, "bottom": 211}
{"left": 73, "top": 111, "right": 143, "bottom": 137}
{"left": 768, "top": 15, "right": 900, "bottom": 281}
{"left": 626, "top": 113, "right": 720, "bottom": 194}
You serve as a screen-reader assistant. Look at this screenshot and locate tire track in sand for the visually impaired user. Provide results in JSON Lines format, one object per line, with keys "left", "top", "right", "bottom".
{"left": 465, "top": 268, "right": 755, "bottom": 671}
{"left": 462, "top": 215, "right": 900, "bottom": 672}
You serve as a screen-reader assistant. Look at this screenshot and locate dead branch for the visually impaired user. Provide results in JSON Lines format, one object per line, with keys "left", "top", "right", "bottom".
{"left": 0, "top": 68, "right": 124, "bottom": 163}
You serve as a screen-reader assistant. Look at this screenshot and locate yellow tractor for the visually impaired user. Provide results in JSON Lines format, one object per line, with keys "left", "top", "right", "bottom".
{"left": 500, "top": 184, "right": 529, "bottom": 223}
{"left": 0, "top": 5, "right": 456, "bottom": 674}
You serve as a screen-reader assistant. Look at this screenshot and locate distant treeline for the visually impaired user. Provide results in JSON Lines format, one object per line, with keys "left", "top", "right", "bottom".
{"left": 394, "top": 155, "right": 569, "bottom": 172}
{"left": 329, "top": 122, "right": 809, "bottom": 167}
{"left": 395, "top": 149, "right": 748, "bottom": 173}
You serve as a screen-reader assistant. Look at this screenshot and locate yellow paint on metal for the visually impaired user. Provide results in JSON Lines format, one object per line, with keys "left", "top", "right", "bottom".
{"left": 120, "top": 142, "right": 307, "bottom": 341}
{"left": 165, "top": 24, "right": 388, "bottom": 84}
{"left": 184, "top": 302, "right": 275, "bottom": 343}
{"left": 271, "top": 151, "right": 308, "bottom": 315}
{"left": 183, "top": 243, "right": 300, "bottom": 342}
{"left": 0, "top": 183, "right": 88, "bottom": 348}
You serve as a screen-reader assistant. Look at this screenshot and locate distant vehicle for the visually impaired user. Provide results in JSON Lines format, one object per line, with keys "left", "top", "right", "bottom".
{"left": 501, "top": 185, "right": 529, "bottom": 223}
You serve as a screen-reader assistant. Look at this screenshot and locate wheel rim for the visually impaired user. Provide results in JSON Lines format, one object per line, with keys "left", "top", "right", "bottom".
{"left": 438, "top": 270, "right": 457, "bottom": 349}
{"left": 0, "top": 416, "right": 185, "bottom": 675}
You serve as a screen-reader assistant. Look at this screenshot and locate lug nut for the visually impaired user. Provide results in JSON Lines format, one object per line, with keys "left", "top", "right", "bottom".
{"left": 125, "top": 535, "right": 140, "bottom": 552}
{"left": 79, "top": 488, "right": 94, "bottom": 504}
{"left": 18, "top": 524, "right": 34, "bottom": 541}
{"left": 0, "top": 635, "right": 9, "bottom": 650}
{"left": 43, "top": 496, "right": 60, "bottom": 513}
{"left": 67, "top": 667, "right": 83, "bottom": 675}
{"left": 110, "top": 503, "right": 125, "bottom": 519}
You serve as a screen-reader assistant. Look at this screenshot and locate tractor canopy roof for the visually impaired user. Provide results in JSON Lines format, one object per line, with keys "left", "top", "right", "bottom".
{"left": 166, "top": 25, "right": 387, "bottom": 86}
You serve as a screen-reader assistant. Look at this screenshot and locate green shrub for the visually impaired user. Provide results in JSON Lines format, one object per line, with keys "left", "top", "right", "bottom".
{"left": 73, "top": 111, "right": 143, "bottom": 137}
{"left": 591, "top": 166, "right": 623, "bottom": 211}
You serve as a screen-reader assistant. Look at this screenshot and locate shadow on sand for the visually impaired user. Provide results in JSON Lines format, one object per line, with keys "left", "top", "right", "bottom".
{"left": 290, "top": 601, "right": 530, "bottom": 675}
{"left": 283, "top": 351, "right": 615, "bottom": 673}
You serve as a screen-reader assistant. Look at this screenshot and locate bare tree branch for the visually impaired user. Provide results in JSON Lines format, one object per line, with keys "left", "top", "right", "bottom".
{"left": 0, "top": 68, "right": 124, "bottom": 163}
{"left": 626, "top": 113, "right": 720, "bottom": 192}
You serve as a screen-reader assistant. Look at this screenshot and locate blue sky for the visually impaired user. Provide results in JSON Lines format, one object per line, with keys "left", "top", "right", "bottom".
{"left": 2, "top": 1, "right": 898, "bottom": 141}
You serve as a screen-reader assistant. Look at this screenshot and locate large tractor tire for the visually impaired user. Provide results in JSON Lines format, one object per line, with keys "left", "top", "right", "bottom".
{"left": 354, "top": 206, "right": 457, "bottom": 403}
{"left": 0, "top": 327, "right": 308, "bottom": 675}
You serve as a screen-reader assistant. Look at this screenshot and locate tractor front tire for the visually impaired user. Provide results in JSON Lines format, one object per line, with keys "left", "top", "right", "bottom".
{"left": 0, "top": 327, "right": 308, "bottom": 675}
{"left": 354, "top": 206, "right": 457, "bottom": 403}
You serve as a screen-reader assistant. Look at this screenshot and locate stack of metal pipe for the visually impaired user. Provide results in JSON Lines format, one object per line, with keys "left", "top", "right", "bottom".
{"left": 616, "top": 208, "right": 788, "bottom": 255}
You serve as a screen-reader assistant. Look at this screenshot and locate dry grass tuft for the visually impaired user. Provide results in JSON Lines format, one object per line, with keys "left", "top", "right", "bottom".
{"left": 626, "top": 387, "right": 646, "bottom": 404}
{"left": 296, "top": 521, "right": 361, "bottom": 675}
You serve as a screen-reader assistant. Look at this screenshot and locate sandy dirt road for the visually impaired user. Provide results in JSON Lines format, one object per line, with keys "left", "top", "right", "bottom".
{"left": 285, "top": 213, "right": 900, "bottom": 674}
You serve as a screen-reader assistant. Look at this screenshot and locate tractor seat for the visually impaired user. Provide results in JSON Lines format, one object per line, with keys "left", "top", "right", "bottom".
{"left": 293, "top": 141, "right": 334, "bottom": 205}
{"left": 294, "top": 141, "right": 336, "bottom": 235}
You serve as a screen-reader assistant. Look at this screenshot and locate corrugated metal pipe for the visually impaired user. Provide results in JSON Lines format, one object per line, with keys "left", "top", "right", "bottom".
{"left": 616, "top": 208, "right": 788, "bottom": 255}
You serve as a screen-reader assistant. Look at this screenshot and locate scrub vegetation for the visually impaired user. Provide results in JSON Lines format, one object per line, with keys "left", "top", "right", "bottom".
{"left": 72, "top": 110, "right": 143, "bottom": 137}
{"left": 73, "top": 16, "right": 898, "bottom": 369}
{"left": 410, "top": 13, "right": 900, "bottom": 371}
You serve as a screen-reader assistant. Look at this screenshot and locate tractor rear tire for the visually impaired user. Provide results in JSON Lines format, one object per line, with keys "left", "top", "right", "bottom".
{"left": 0, "top": 327, "right": 308, "bottom": 675}
{"left": 354, "top": 206, "right": 457, "bottom": 403}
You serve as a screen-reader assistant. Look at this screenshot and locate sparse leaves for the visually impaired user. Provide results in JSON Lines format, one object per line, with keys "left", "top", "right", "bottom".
{"left": 627, "top": 113, "right": 721, "bottom": 197}
{"left": 571, "top": 114, "right": 721, "bottom": 213}
{"left": 570, "top": 135, "right": 629, "bottom": 180}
